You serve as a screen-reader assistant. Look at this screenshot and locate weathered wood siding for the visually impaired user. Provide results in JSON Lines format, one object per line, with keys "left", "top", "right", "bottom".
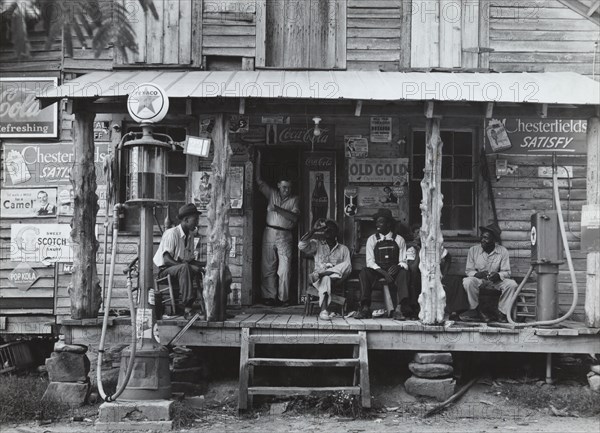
{"left": 346, "top": 0, "right": 406, "bottom": 71}
{"left": 116, "top": 0, "right": 201, "bottom": 66}
{"left": 256, "top": 0, "right": 346, "bottom": 69}
{"left": 410, "top": 0, "right": 487, "bottom": 69}
{"left": 488, "top": 0, "right": 600, "bottom": 78}
{"left": 204, "top": 0, "right": 256, "bottom": 59}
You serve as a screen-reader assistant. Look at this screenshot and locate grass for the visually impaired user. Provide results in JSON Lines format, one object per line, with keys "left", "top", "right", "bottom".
{"left": 0, "top": 374, "right": 71, "bottom": 423}
{"left": 501, "top": 383, "right": 600, "bottom": 417}
{"left": 286, "top": 392, "right": 374, "bottom": 419}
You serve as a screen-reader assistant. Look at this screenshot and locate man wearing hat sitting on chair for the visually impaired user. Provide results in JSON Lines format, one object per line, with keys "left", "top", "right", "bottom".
{"left": 355, "top": 209, "right": 411, "bottom": 320}
{"left": 153, "top": 203, "right": 205, "bottom": 318}
{"left": 462, "top": 223, "right": 518, "bottom": 322}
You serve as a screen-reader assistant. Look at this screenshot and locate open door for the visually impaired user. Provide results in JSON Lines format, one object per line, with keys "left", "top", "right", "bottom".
{"left": 251, "top": 147, "right": 301, "bottom": 304}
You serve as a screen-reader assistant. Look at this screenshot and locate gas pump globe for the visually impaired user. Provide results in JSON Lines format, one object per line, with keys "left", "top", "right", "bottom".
{"left": 122, "top": 123, "right": 171, "bottom": 204}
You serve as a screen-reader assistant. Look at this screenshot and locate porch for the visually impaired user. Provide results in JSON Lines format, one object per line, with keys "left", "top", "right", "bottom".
{"left": 149, "top": 310, "right": 600, "bottom": 354}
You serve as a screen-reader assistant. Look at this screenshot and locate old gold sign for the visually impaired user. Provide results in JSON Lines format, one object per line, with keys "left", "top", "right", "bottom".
{"left": 348, "top": 158, "right": 409, "bottom": 184}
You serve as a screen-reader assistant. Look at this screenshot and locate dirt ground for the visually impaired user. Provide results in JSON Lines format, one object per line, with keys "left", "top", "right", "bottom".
{"left": 2, "top": 380, "right": 598, "bottom": 433}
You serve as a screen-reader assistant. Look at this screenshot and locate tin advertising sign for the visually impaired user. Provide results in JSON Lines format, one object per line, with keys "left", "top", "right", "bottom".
{"left": 485, "top": 118, "right": 587, "bottom": 155}
{"left": 0, "top": 77, "right": 58, "bottom": 138}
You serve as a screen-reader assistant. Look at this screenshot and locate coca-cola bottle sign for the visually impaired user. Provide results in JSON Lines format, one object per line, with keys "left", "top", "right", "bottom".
{"left": 278, "top": 125, "right": 334, "bottom": 145}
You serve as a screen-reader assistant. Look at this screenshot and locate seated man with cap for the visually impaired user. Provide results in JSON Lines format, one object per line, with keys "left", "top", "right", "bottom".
{"left": 356, "top": 209, "right": 411, "bottom": 320}
{"left": 462, "top": 223, "right": 518, "bottom": 322}
{"left": 299, "top": 219, "right": 351, "bottom": 320}
{"left": 153, "top": 203, "right": 205, "bottom": 318}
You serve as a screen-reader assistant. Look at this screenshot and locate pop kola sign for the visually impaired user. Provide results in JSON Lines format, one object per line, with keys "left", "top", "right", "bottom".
{"left": 127, "top": 83, "right": 169, "bottom": 123}
{"left": 11, "top": 223, "right": 73, "bottom": 264}
{"left": 0, "top": 77, "right": 58, "bottom": 138}
{"left": 485, "top": 118, "right": 587, "bottom": 155}
{"left": 8, "top": 263, "right": 39, "bottom": 291}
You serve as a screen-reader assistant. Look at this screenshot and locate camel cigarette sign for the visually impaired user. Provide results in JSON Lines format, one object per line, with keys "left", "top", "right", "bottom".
{"left": 0, "top": 78, "right": 58, "bottom": 138}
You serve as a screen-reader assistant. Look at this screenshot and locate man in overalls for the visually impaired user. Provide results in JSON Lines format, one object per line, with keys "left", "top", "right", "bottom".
{"left": 355, "top": 209, "right": 411, "bottom": 319}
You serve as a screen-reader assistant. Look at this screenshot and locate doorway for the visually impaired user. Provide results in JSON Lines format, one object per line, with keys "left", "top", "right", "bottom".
{"left": 252, "top": 146, "right": 301, "bottom": 305}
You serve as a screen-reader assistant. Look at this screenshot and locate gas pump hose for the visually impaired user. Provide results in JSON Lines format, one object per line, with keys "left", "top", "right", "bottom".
{"left": 96, "top": 204, "right": 138, "bottom": 402}
{"left": 506, "top": 169, "right": 578, "bottom": 327}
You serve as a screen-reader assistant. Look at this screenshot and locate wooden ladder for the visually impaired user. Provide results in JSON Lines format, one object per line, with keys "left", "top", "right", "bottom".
{"left": 238, "top": 329, "right": 371, "bottom": 411}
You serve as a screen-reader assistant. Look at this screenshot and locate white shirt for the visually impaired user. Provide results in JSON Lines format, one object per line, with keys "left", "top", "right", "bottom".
{"left": 366, "top": 231, "right": 408, "bottom": 270}
{"left": 153, "top": 225, "right": 195, "bottom": 267}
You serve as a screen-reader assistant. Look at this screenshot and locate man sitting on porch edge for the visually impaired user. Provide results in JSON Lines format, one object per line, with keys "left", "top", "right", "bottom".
{"left": 355, "top": 209, "right": 411, "bottom": 320}
{"left": 461, "top": 223, "right": 518, "bottom": 322}
{"left": 153, "top": 203, "right": 205, "bottom": 319}
{"left": 299, "top": 219, "right": 351, "bottom": 320}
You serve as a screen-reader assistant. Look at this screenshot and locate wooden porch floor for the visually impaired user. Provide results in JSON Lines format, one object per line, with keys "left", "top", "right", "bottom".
{"left": 157, "top": 308, "right": 600, "bottom": 354}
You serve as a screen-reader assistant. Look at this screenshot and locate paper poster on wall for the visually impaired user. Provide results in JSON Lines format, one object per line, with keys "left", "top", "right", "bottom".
{"left": 345, "top": 135, "right": 368, "bottom": 158}
{"left": 1, "top": 188, "right": 57, "bottom": 218}
{"left": 57, "top": 185, "right": 107, "bottom": 217}
{"left": 191, "top": 167, "right": 244, "bottom": 211}
{"left": 356, "top": 185, "right": 407, "bottom": 209}
{"left": 10, "top": 223, "right": 73, "bottom": 263}
{"left": 370, "top": 116, "right": 392, "bottom": 143}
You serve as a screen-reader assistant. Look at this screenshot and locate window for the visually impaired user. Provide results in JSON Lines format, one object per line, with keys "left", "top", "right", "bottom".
{"left": 410, "top": 130, "right": 477, "bottom": 233}
{"left": 256, "top": 0, "right": 346, "bottom": 69}
{"left": 119, "top": 125, "right": 189, "bottom": 232}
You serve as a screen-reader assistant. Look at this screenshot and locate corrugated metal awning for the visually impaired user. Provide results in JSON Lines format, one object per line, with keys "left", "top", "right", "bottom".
{"left": 38, "top": 70, "right": 599, "bottom": 105}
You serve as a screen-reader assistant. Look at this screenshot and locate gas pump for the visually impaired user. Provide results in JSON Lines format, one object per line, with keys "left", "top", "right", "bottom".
{"left": 507, "top": 156, "right": 578, "bottom": 327}
{"left": 97, "top": 83, "right": 175, "bottom": 401}
{"left": 530, "top": 211, "right": 563, "bottom": 321}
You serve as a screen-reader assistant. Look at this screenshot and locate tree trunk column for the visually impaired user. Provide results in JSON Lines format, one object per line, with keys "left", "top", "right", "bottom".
{"left": 585, "top": 116, "right": 599, "bottom": 328}
{"left": 204, "top": 114, "right": 233, "bottom": 321}
{"left": 69, "top": 108, "right": 101, "bottom": 319}
{"left": 418, "top": 118, "right": 446, "bottom": 325}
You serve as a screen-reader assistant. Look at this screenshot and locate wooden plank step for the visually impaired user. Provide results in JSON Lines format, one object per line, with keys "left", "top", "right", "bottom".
{"left": 249, "top": 334, "right": 360, "bottom": 345}
{"left": 248, "top": 358, "right": 359, "bottom": 367}
{"left": 248, "top": 386, "right": 361, "bottom": 396}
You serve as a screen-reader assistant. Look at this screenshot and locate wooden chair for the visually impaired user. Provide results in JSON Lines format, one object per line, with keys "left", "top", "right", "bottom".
{"left": 303, "top": 285, "right": 347, "bottom": 316}
{"left": 154, "top": 274, "right": 177, "bottom": 317}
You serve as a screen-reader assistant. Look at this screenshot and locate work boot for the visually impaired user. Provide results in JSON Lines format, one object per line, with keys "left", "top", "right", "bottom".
{"left": 392, "top": 306, "right": 406, "bottom": 321}
{"left": 478, "top": 284, "right": 501, "bottom": 322}
{"left": 459, "top": 309, "right": 482, "bottom": 322}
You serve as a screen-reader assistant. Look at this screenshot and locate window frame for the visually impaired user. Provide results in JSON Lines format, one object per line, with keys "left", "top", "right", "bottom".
{"left": 409, "top": 127, "right": 479, "bottom": 237}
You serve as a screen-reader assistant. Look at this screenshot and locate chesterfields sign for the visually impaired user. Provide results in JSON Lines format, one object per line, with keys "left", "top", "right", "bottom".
{"left": 485, "top": 118, "right": 587, "bottom": 155}
{"left": 2, "top": 142, "right": 109, "bottom": 187}
{"left": 0, "top": 77, "right": 58, "bottom": 138}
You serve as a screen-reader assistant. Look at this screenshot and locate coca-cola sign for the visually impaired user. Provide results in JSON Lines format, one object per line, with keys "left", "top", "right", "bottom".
{"left": 0, "top": 77, "right": 58, "bottom": 138}
{"left": 304, "top": 156, "right": 334, "bottom": 169}
{"left": 277, "top": 125, "right": 334, "bottom": 146}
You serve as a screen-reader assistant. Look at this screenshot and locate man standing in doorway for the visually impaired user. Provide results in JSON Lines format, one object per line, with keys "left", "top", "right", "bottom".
{"left": 256, "top": 150, "right": 300, "bottom": 306}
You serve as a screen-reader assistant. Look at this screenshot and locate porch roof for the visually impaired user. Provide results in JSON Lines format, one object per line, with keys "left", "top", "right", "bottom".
{"left": 38, "top": 70, "right": 600, "bottom": 106}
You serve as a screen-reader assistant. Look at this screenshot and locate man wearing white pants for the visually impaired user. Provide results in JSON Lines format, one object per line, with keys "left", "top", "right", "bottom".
{"left": 462, "top": 223, "right": 518, "bottom": 321}
{"left": 299, "top": 219, "right": 351, "bottom": 320}
{"left": 256, "top": 150, "right": 300, "bottom": 306}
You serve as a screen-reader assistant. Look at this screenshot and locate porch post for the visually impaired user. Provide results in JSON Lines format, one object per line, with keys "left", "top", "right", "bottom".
{"left": 69, "top": 107, "right": 101, "bottom": 319}
{"left": 418, "top": 117, "right": 446, "bottom": 325}
{"left": 585, "top": 116, "right": 600, "bottom": 328}
{"left": 204, "top": 113, "right": 233, "bottom": 321}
